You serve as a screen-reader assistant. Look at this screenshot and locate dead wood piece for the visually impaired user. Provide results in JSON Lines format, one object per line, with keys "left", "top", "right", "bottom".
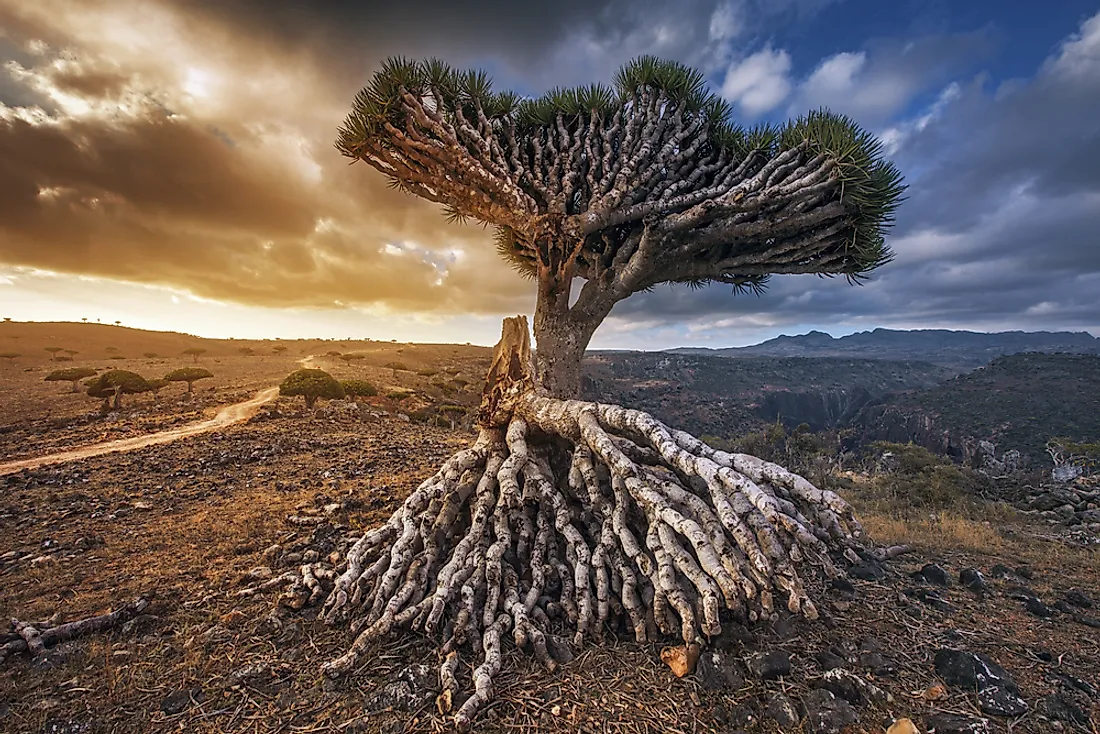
{"left": 1, "top": 595, "right": 153, "bottom": 664}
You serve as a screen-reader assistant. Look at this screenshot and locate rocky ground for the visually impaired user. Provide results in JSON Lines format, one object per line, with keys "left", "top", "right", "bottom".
{"left": 1, "top": 399, "right": 1098, "bottom": 733}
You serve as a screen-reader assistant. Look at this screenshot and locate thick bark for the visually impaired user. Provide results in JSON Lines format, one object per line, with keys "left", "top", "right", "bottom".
{"left": 532, "top": 263, "right": 615, "bottom": 399}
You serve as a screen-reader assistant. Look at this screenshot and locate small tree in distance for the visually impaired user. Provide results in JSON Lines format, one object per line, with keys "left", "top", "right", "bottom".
{"left": 340, "top": 379, "right": 378, "bottom": 400}
{"left": 85, "top": 370, "right": 150, "bottom": 410}
{"left": 164, "top": 367, "right": 214, "bottom": 395}
{"left": 45, "top": 366, "right": 97, "bottom": 392}
{"left": 182, "top": 347, "right": 207, "bottom": 363}
{"left": 238, "top": 347, "right": 255, "bottom": 356}
{"left": 280, "top": 368, "right": 344, "bottom": 409}
{"left": 44, "top": 346, "right": 64, "bottom": 361}
{"left": 0, "top": 352, "right": 19, "bottom": 362}
{"left": 146, "top": 377, "right": 170, "bottom": 399}
{"left": 273, "top": 345, "right": 288, "bottom": 355}
{"left": 144, "top": 352, "right": 158, "bottom": 359}
{"left": 384, "top": 361, "right": 409, "bottom": 379}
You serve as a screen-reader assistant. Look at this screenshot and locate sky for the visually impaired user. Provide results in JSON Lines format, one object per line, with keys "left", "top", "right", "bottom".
{"left": 0, "top": 0, "right": 1098, "bottom": 348}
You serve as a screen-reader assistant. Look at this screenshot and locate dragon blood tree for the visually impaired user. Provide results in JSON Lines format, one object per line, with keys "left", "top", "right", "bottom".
{"left": 311, "top": 56, "right": 904, "bottom": 728}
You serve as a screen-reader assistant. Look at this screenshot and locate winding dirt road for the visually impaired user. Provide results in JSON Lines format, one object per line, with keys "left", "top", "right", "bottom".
{"left": 0, "top": 387, "right": 280, "bottom": 476}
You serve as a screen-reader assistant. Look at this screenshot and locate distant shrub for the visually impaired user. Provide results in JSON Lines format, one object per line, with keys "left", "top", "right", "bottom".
{"left": 164, "top": 367, "right": 214, "bottom": 394}
{"left": 45, "top": 366, "right": 97, "bottom": 392}
{"left": 416, "top": 368, "right": 438, "bottom": 377}
{"left": 341, "top": 379, "right": 378, "bottom": 399}
{"left": 108, "top": 355, "right": 126, "bottom": 360}
{"left": 143, "top": 352, "right": 158, "bottom": 358}
{"left": 860, "top": 442, "right": 993, "bottom": 515}
{"left": 280, "top": 368, "right": 344, "bottom": 409}
{"left": 182, "top": 347, "right": 207, "bottom": 362}
{"left": 386, "top": 390, "right": 410, "bottom": 401}
{"left": 44, "top": 346, "right": 64, "bottom": 361}
{"left": 85, "top": 369, "right": 151, "bottom": 410}
{"left": 146, "top": 377, "right": 170, "bottom": 398}
{"left": 238, "top": 347, "right": 255, "bottom": 356}
{"left": 0, "top": 352, "right": 19, "bottom": 361}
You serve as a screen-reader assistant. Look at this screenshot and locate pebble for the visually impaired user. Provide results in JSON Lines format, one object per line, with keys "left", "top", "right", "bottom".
{"left": 802, "top": 688, "right": 857, "bottom": 734}
{"left": 764, "top": 692, "right": 800, "bottom": 729}
{"left": 933, "top": 649, "right": 1027, "bottom": 717}
{"left": 745, "top": 650, "right": 791, "bottom": 680}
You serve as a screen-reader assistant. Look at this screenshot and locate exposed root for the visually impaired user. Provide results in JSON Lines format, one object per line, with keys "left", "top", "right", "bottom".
{"left": 1, "top": 594, "right": 153, "bottom": 664}
{"left": 295, "top": 389, "right": 862, "bottom": 729}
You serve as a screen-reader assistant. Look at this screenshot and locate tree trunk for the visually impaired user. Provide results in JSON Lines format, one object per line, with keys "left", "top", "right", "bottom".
{"left": 70, "top": 381, "right": 80, "bottom": 393}
{"left": 112, "top": 387, "right": 122, "bottom": 410}
{"left": 186, "top": 381, "right": 194, "bottom": 394}
{"left": 531, "top": 273, "right": 611, "bottom": 399}
{"left": 306, "top": 395, "right": 317, "bottom": 410}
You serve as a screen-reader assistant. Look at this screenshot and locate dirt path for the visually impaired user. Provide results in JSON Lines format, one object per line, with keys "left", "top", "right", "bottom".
{"left": 0, "top": 387, "right": 280, "bottom": 476}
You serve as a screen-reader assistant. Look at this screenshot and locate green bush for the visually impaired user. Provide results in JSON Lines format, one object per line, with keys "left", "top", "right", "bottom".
{"left": 280, "top": 368, "right": 344, "bottom": 409}
{"left": 341, "top": 379, "right": 379, "bottom": 398}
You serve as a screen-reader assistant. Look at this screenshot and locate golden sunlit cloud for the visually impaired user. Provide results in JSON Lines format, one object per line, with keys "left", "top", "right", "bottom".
{"left": 0, "top": 0, "right": 532, "bottom": 328}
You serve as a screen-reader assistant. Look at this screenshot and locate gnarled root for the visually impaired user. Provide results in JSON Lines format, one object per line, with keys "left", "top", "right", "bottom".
{"left": 307, "top": 390, "right": 862, "bottom": 730}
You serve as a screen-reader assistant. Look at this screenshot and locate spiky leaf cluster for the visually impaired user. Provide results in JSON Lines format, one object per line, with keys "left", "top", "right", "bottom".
{"left": 337, "top": 55, "right": 905, "bottom": 299}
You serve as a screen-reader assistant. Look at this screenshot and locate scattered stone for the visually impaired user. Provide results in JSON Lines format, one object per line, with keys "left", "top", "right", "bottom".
{"left": 919, "top": 563, "right": 950, "bottom": 586}
{"left": 746, "top": 650, "right": 791, "bottom": 680}
{"left": 660, "top": 643, "right": 700, "bottom": 677}
{"left": 1015, "top": 566, "right": 1034, "bottom": 580}
{"left": 1022, "top": 596, "right": 1054, "bottom": 618}
{"left": 814, "top": 649, "right": 846, "bottom": 671}
{"left": 160, "top": 689, "right": 201, "bottom": 715}
{"left": 977, "top": 685, "right": 1028, "bottom": 717}
{"left": 989, "top": 564, "right": 1011, "bottom": 579}
{"left": 933, "top": 649, "right": 1026, "bottom": 717}
{"left": 1042, "top": 692, "right": 1089, "bottom": 727}
{"left": 848, "top": 560, "right": 886, "bottom": 581}
{"left": 818, "top": 668, "right": 892, "bottom": 705}
{"left": 1054, "top": 672, "right": 1097, "bottom": 698}
{"left": 887, "top": 718, "right": 920, "bottom": 734}
{"left": 920, "top": 683, "right": 948, "bottom": 701}
{"left": 828, "top": 577, "right": 856, "bottom": 596}
{"left": 764, "top": 692, "right": 800, "bottom": 729}
{"left": 366, "top": 681, "right": 423, "bottom": 711}
{"left": 1073, "top": 613, "right": 1100, "bottom": 628}
{"left": 695, "top": 649, "right": 745, "bottom": 690}
{"left": 801, "top": 688, "right": 858, "bottom": 734}
{"left": 924, "top": 712, "right": 991, "bottom": 734}
{"left": 959, "top": 568, "right": 988, "bottom": 593}
{"left": 905, "top": 587, "right": 954, "bottom": 612}
{"left": 1062, "top": 589, "right": 1093, "bottom": 608}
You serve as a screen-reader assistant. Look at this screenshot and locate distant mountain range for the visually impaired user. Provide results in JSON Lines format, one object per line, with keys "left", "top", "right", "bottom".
{"left": 669, "top": 328, "right": 1100, "bottom": 371}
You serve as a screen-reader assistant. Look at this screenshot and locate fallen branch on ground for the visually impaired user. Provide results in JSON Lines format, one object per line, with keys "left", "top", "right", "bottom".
{"left": 0, "top": 594, "right": 154, "bottom": 664}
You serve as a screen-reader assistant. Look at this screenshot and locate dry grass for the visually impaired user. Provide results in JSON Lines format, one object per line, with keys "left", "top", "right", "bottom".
{"left": 857, "top": 509, "right": 1009, "bottom": 554}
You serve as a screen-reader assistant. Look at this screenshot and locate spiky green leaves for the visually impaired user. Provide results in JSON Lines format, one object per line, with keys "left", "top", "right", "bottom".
{"left": 781, "top": 110, "right": 906, "bottom": 280}
{"left": 337, "top": 55, "right": 906, "bottom": 295}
